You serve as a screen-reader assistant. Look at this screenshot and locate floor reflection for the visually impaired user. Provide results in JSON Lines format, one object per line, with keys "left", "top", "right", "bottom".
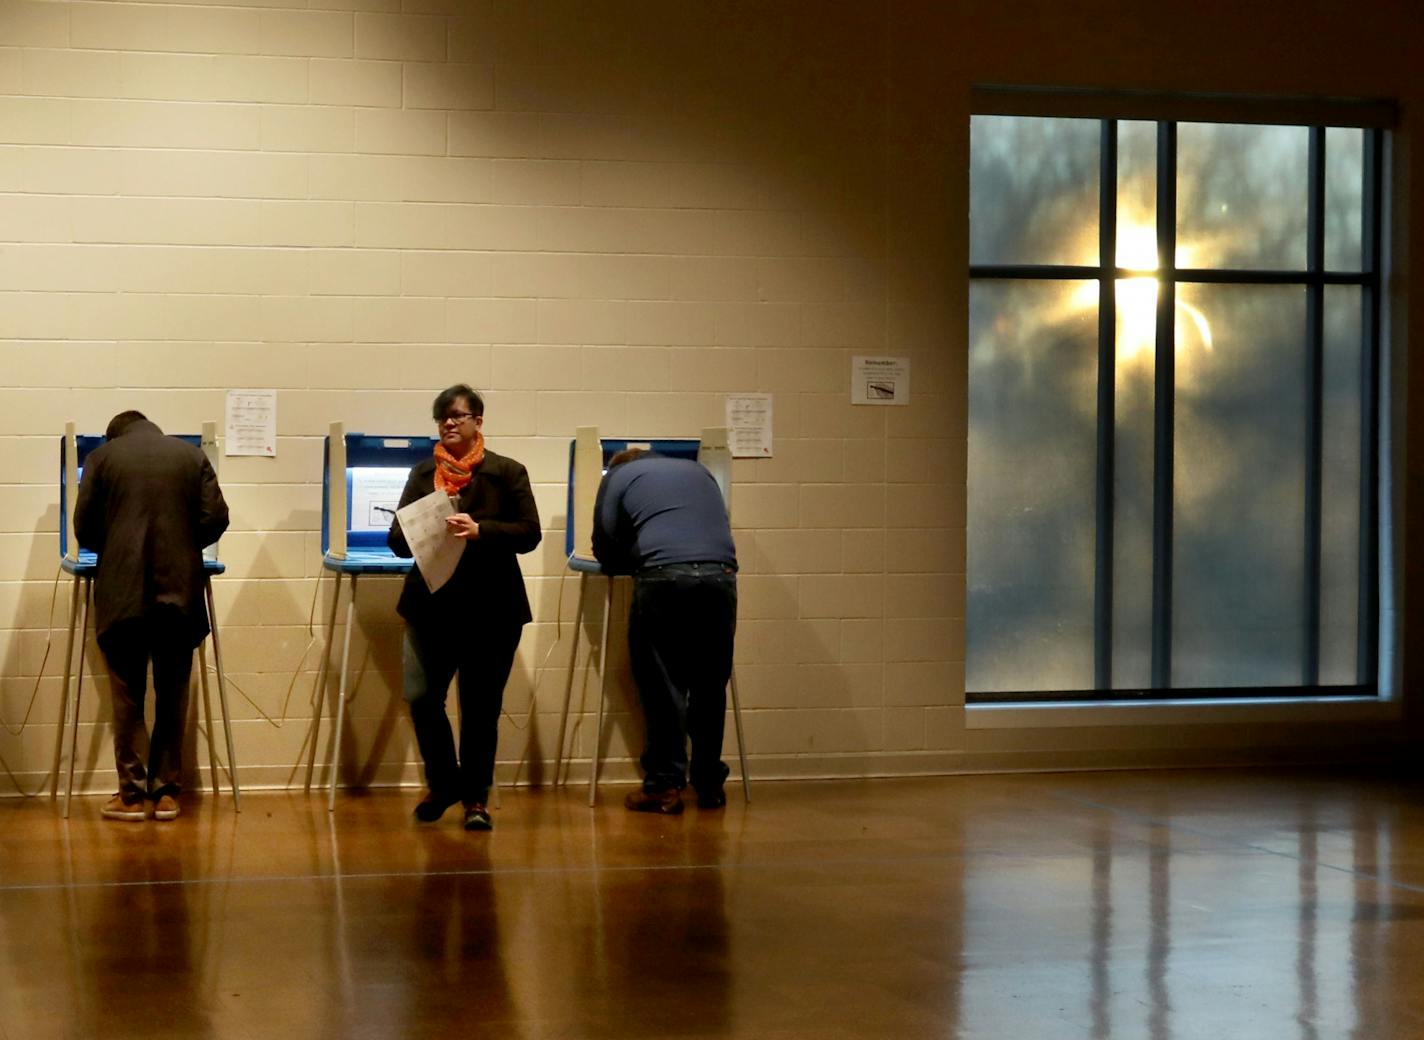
{"left": 62, "top": 828, "right": 214, "bottom": 1039}
{"left": 2, "top": 771, "right": 1422, "bottom": 1038}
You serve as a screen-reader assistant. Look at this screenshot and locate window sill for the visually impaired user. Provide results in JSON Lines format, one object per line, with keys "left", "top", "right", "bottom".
{"left": 964, "top": 695, "right": 1398, "bottom": 730}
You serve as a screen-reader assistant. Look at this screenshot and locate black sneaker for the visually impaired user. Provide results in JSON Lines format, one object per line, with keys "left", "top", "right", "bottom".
{"left": 413, "top": 791, "right": 458, "bottom": 823}
{"left": 463, "top": 803, "right": 493, "bottom": 831}
{"left": 695, "top": 787, "right": 726, "bottom": 810}
{"left": 624, "top": 787, "right": 684, "bottom": 815}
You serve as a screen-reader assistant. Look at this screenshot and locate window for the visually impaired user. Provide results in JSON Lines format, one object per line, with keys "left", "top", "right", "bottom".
{"left": 966, "top": 92, "right": 1387, "bottom": 701}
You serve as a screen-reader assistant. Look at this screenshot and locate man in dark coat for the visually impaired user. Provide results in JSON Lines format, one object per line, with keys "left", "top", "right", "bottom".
{"left": 593, "top": 448, "right": 738, "bottom": 814}
{"left": 74, "top": 411, "right": 230, "bottom": 821}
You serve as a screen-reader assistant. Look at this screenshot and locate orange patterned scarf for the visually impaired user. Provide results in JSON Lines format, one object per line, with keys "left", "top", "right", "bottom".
{"left": 434, "top": 433, "right": 484, "bottom": 496}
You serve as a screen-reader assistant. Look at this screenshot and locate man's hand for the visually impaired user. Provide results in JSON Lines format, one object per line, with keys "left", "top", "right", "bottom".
{"left": 447, "top": 513, "right": 480, "bottom": 540}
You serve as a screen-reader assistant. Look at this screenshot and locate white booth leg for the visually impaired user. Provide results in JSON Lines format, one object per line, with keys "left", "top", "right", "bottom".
{"left": 306, "top": 573, "right": 342, "bottom": 791}
{"left": 205, "top": 580, "right": 240, "bottom": 811}
{"left": 63, "top": 579, "right": 92, "bottom": 820}
{"left": 729, "top": 669, "right": 751, "bottom": 803}
{"left": 53, "top": 575, "right": 82, "bottom": 800}
{"left": 198, "top": 641, "right": 219, "bottom": 798}
{"left": 554, "top": 573, "right": 589, "bottom": 787}
{"left": 587, "top": 577, "right": 613, "bottom": 807}
{"left": 328, "top": 575, "right": 357, "bottom": 812}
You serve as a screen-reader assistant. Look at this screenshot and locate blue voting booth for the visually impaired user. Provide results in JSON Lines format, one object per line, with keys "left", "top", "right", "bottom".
{"left": 562, "top": 436, "right": 701, "bottom": 573}
{"left": 320, "top": 431, "right": 436, "bottom": 573}
{"left": 56, "top": 423, "right": 239, "bottom": 816}
{"left": 316, "top": 426, "right": 453, "bottom": 810}
{"left": 557, "top": 427, "right": 747, "bottom": 805}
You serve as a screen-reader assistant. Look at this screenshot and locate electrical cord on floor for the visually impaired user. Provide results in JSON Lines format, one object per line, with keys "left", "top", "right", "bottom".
{"left": 501, "top": 567, "right": 574, "bottom": 732}
{"left": 0, "top": 564, "right": 68, "bottom": 796}
{"left": 198, "top": 568, "right": 326, "bottom": 729}
{"left": 2, "top": 564, "right": 66, "bottom": 737}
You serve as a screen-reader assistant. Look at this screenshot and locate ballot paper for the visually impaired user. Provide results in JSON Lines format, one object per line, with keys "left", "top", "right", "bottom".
{"left": 395, "top": 491, "right": 464, "bottom": 594}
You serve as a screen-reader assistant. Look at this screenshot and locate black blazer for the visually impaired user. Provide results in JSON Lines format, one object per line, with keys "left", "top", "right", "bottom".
{"left": 73, "top": 420, "right": 230, "bottom": 648}
{"left": 387, "top": 450, "right": 542, "bottom": 629}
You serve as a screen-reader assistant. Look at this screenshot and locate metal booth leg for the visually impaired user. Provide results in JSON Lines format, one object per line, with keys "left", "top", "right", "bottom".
{"left": 728, "top": 669, "right": 751, "bottom": 803}
{"left": 306, "top": 571, "right": 342, "bottom": 790}
{"left": 554, "top": 573, "right": 589, "bottom": 787}
{"left": 205, "top": 579, "right": 241, "bottom": 811}
{"left": 328, "top": 574, "right": 357, "bottom": 812}
{"left": 198, "top": 641, "right": 219, "bottom": 798}
{"left": 63, "top": 578, "right": 92, "bottom": 820}
{"left": 587, "top": 576, "right": 613, "bottom": 807}
{"left": 53, "top": 575, "right": 82, "bottom": 799}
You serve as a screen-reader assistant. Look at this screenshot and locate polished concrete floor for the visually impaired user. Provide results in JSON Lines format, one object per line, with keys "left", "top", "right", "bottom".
{"left": 2, "top": 768, "right": 1424, "bottom": 1039}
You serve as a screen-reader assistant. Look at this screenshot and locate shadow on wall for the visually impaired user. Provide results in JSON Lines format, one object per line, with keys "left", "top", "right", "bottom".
{"left": 1, "top": 509, "right": 87, "bottom": 800}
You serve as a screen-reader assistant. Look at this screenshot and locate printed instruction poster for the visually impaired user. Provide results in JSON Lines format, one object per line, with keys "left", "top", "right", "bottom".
{"left": 850, "top": 356, "right": 911, "bottom": 406}
{"left": 225, "top": 389, "right": 277, "bottom": 456}
{"left": 725, "top": 394, "right": 773, "bottom": 458}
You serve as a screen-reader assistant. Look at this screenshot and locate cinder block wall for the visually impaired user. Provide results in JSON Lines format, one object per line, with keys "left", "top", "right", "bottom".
{"left": 1, "top": 0, "right": 1420, "bottom": 797}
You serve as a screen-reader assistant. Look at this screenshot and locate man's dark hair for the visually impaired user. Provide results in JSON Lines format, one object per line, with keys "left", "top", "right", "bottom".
{"left": 432, "top": 384, "right": 485, "bottom": 421}
{"left": 607, "top": 447, "right": 651, "bottom": 469}
{"left": 105, "top": 410, "right": 148, "bottom": 441}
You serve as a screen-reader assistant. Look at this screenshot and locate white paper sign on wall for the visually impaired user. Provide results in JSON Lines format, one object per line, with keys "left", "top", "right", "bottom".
{"left": 725, "top": 394, "right": 773, "bottom": 458}
{"left": 225, "top": 389, "right": 277, "bottom": 457}
{"left": 850, "top": 356, "right": 910, "bottom": 406}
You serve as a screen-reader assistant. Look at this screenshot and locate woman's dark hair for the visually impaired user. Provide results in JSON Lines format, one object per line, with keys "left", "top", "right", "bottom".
{"left": 432, "top": 384, "right": 485, "bottom": 421}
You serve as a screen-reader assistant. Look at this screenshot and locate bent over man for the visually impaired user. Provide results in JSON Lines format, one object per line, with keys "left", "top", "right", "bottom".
{"left": 74, "top": 411, "right": 230, "bottom": 822}
{"left": 593, "top": 449, "right": 737, "bottom": 814}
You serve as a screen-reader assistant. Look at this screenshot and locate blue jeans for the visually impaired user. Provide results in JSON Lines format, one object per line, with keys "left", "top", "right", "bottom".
{"left": 402, "top": 622, "right": 522, "bottom": 806}
{"left": 629, "top": 563, "right": 737, "bottom": 793}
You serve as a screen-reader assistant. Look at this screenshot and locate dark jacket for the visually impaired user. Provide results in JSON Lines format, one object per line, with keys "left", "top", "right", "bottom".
{"left": 387, "top": 449, "right": 542, "bottom": 629}
{"left": 73, "top": 420, "right": 230, "bottom": 648}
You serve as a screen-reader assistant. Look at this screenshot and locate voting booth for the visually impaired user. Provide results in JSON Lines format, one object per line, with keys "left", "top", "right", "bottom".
{"left": 315, "top": 423, "right": 429, "bottom": 810}
{"left": 558, "top": 426, "right": 749, "bottom": 805}
{"left": 56, "top": 421, "right": 239, "bottom": 817}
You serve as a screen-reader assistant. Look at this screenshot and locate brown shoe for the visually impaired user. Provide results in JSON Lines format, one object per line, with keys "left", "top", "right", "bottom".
{"left": 152, "top": 793, "right": 180, "bottom": 821}
{"left": 624, "top": 787, "right": 684, "bottom": 815}
{"left": 100, "top": 794, "right": 147, "bottom": 822}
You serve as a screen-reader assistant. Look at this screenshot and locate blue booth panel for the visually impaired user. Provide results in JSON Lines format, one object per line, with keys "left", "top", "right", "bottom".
{"left": 321, "top": 433, "right": 438, "bottom": 574}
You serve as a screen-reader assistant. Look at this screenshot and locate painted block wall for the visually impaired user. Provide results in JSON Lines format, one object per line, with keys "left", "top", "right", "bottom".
{"left": 1, "top": 0, "right": 1420, "bottom": 797}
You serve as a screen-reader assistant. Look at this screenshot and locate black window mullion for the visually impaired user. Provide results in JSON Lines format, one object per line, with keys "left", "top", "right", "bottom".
{"left": 1304, "top": 127, "right": 1326, "bottom": 685}
{"left": 1095, "top": 120, "right": 1118, "bottom": 691}
{"left": 1150, "top": 121, "right": 1177, "bottom": 689}
{"left": 1358, "top": 127, "right": 1383, "bottom": 686}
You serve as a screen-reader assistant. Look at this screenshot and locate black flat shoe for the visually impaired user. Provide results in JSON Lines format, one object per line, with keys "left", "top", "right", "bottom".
{"left": 624, "top": 788, "right": 684, "bottom": 815}
{"left": 695, "top": 787, "right": 726, "bottom": 810}
{"left": 413, "top": 791, "right": 458, "bottom": 823}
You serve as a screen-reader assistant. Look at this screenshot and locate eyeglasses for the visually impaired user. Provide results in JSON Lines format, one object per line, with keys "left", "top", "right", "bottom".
{"left": 439, "top": 411, "right": 476, "bottom": 425}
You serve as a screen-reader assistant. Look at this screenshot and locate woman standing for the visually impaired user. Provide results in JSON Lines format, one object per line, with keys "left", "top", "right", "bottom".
{"left": 388, "top": 384, "right": 541, "bottom": 830}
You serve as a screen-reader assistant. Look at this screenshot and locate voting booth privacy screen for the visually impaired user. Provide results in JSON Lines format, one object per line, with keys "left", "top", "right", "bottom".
{"left": 321, "top": 432, "right": 437, "bottom": 568}
{"left": 563, "top": 437, "right": 702, "bottom": 560}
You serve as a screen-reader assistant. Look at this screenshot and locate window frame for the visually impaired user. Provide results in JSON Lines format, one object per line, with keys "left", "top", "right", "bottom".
{"left": 966, "top": 89, "right": 1390, "bottom": 704}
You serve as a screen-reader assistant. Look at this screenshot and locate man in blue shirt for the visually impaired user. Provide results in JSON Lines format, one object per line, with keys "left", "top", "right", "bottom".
{"left": 593, "top": 449, "right": 738, "bottom": 813}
